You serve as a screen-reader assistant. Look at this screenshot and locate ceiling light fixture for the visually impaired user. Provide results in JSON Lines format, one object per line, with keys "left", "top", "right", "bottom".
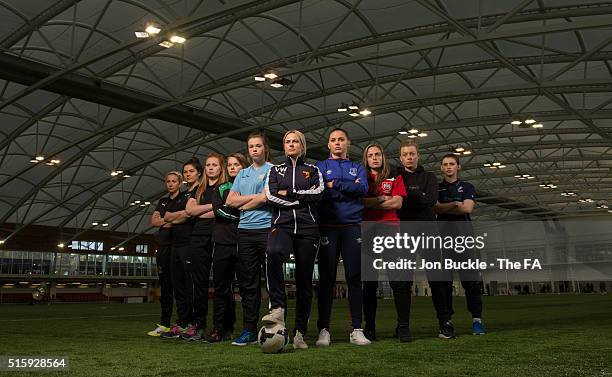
{"left": 269, "top": 77, "right": 294, "bottom": 88}
{"left": 169, "top": 35, "right": 186, "bottom": 44}
{"left": 145, "top": 25, "right": 161, "bottom": 35}
{"left": 264, "top": 72, "right": 278, "bottom": 80}
{"left": 484, "top": 160, "right": 506, "bottom": 169}
{"left": 451, "top": 146, "right": 472, "bottom": 156}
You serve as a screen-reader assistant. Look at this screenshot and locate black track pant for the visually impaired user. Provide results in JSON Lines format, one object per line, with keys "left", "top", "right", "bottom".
{"left": 428, "top": 244, "right": 483, "bottom": 323}
{"left": 156, "top": 244, "right": 173, "bottom": 327}
{"left": 363, "top": 280, "right": 413, "bottom": 330}
{"left": 317, "top": 224, "right": 363, "bottom": 330}
{"left": 237, "top": 228, "right": 269, "bottom": 333}
{"left": 212, "top": 242, "right": 238, "bottom": 333}
{"left": 362, "top": 221, "right": 414, "bottom": 331}
{"left": 266, "top": 228, "right": 319, "bottom": 335}
{"left": 171, "top": 242, "right": 192, "bottom": 327}
{"left": 189, "top": 234, "right": 214, "bottom": 327}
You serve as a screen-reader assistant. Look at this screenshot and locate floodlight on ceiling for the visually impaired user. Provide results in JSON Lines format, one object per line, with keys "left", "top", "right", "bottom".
{"left": 136, "top": 25, "right": 161, "bottom": 39}
{"left": 511, "top": 119, "right": 522, "bottom": 125}
{"left": 452, "top": 146, "right": 471, "bottom": 155}
{"left": 158, "top": 40, "right": 174, "bottom": 48}
{"left": 170, "top": 35, "right": 186, "bottom": 44}
{"left": 540, "top": 182, "right": 557, "bottom": 189}
{"left": 484, "top": 160, "right": 505, "bottom": 169}
{"left": 264, "top": 72, "right": 278, "bottom": 80}
{"left": 270, "top": 77, "right": 293, "bottom": 88}
{"left": 516, "top": 172, "right": 535, "bottom": 180}
{"left": 408, "top": 128, "right": 419, "bottom": 134}
{"left": 532, "top": 123, "right": 544, "bottom": 129}
{"left": 398, "top": 130, "right": 408, "bottom": 135}
{"left": 145, "top": 25, "right": 161, "bottom": 35}
{"left": 339, "top": 102, "right": 372, "bottom": 117}
{"left": 524, "top": 117, "right": 536, "bottom": 124}
{"left": 91, "top": 221, "right": 99, "bottom": 226}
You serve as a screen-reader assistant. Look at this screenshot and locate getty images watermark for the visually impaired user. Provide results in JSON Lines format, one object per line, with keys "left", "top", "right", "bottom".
{"left": 370, "top": 231, "right": 540, "bottom": 271}
{"left": 360, "top": 220, "right": 612, "bottom": 282}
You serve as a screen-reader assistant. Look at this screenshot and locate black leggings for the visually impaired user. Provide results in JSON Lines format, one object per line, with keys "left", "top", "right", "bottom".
{"left": 317, "top": 225, "right": 363, "bottom": 330}
{"left": 156, "top": 244, "right": 173, "bottom": 327}
{"left": 171, "top": 242, "right": 192, "bottom": 327}
{"left": 212, "top": 243, "right": 238, "bottom": 333}
{"left": 189, "top": 234, "right": 214, "bottom": 327}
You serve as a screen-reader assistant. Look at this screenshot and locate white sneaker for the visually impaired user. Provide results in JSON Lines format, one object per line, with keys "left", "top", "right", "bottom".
{"left": 146, "top": 324, "right": 169, "bottom": 337}
{"left": 350, "top": 329, "right": 371, "bottom": 346}
{"left": 293, "top": 330, "right": 308, "bottom": 349}
{"left": 315, "top": 328, "right": 331, "bottom": 347}
{"left": 261, "top": 307, "right": 285, "bottom": 326}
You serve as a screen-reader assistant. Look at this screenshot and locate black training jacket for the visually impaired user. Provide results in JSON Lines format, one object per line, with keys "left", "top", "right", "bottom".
{"left": 265, "top": 155, "right": 324, "bottom": 235}
{"left": 397, "top": 165, "right": 438, "bottom": 221}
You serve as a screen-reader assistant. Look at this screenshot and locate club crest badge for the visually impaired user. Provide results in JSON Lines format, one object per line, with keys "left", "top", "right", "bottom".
{"left": 302, "top": 170, "right": 310, "bottom": 179}
{"left": 382, "top": 181, "right": 392, "bottom": 193}
{"left": 349, "top": 167, "right": 357, "bottom": 176}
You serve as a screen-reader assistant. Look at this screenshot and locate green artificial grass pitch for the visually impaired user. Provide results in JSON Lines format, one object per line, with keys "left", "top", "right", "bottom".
{"left": 1, "top": 294, "right": 611, "bottom": 377}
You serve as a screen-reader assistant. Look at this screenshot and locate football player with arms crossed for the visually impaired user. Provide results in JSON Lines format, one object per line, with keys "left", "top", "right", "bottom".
{"left": 434, "top": 154, "right": 485, "bottom": 337}
{"left": 226, "top": 132, "right": 273, "bottom": 346}
{"left": 361, "top": 143, "right": 407, "bottom": 342}
{"left": 148, "top": 171, "right": 183, "bottom": 336}
{"left": 262, "top": 130, "right": 324, "bottom": 349}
